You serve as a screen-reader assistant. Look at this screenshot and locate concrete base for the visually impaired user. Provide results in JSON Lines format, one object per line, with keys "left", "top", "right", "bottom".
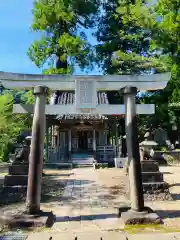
{"left": 0, "top": 209, "right": 55, "bottom": 228}
{"left": 119, "top": 207, "right": 161, "bottom": 225}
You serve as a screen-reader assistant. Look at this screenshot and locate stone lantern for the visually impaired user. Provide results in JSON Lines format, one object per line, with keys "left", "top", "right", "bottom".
{"left": 139, "top": 140, "right": 158, "bottom": 160}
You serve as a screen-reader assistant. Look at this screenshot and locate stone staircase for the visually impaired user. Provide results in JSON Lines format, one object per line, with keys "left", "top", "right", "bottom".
{"left": 71, "top": 153, "right": 94, "bottom": 168}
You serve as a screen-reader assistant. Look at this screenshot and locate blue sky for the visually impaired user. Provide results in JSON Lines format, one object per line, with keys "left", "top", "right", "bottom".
{"left": 0, "top": 0, "right": 99, "bottom": 75}
{"left": 0, "top": 0, "right": 42, "bottom": 74}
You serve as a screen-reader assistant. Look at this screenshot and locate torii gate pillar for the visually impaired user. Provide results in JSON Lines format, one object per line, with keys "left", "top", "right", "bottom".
{"left": 123, "top": 86, "right": 144, "bottom": 211}
{"left": 26, "top": 85, "right": 48, "bottom": 214}
{"left": 120, "top": 86, "right": 160, "bottom": 224}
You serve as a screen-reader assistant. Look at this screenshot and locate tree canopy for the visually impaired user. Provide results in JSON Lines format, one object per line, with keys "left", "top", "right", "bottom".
{"left": 28, "top": 0, "right": 100, "bottom": 74}
{"left": 132, "top": 0, "right": 180, "bottom": 128}
{"left": 96, "top": 0, "right": 168, "bottom": 75}
{"left": 2, "top": 0, "right": 180, "bottom": 161}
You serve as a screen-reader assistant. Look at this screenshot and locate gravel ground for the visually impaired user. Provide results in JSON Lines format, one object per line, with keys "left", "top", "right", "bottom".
{"left": 84, "top": 166, "right": 180, "bottom": 230}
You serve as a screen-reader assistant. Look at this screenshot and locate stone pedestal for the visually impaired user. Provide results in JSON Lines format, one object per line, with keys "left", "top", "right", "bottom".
{"left": 0, "top": 163, "right": 29, "bottom": 206}
{"left": 0, "top": 209, "right": 55, "bottom": 228}
{"left": 121, "top": 208, "right": 161, "bottom": 225}
{"left": 4, "top": 163, "right": 29, "bottom": 187}
{"left": 141, "top": 160, "right": 172, "bottom": 201}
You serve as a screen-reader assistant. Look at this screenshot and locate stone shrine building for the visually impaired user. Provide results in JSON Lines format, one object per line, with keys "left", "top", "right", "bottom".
{"left": 0, "top": 72, "right": 170, "bottom": 165}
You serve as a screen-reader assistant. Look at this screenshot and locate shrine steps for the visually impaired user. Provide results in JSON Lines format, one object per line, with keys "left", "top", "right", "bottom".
{"left": 44, "top": 163, "right": 73, "bottom": 170}
{"left": 71, "top": 153, "right": 94, "bottom": 168}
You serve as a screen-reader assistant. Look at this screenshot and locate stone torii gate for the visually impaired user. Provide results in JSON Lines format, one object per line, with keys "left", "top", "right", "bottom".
{"left": 0, "top": 71, "right": 170, "bottom": 224}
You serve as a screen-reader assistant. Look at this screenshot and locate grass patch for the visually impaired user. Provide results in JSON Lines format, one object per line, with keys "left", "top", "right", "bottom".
{"left": 124, "top": 224, "right": 180, "bottom": 234}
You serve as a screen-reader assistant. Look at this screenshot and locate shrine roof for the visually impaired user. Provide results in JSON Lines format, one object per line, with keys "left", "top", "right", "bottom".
{"left": 52, "top": 91, "right": 109, "bottom": 120}
{"left": 50, "top": 91, "right": 110, "bottom": 105}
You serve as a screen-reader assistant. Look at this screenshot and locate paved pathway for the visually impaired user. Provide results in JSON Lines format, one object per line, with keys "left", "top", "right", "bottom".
{"left": 27, "top": 167, "right": 126, "bottom": 239}
{"left": 46, "top": 168, "right": 125, "bottom": 234}
{"left": 27, "top": 232, "right": 180, "bottom": 240}
{"left": 27, "top": 165, "right": 180, "bottom": 239}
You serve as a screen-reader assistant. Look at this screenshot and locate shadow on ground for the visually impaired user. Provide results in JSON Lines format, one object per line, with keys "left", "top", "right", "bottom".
{"left": 170, "top": 183, "right": 180, "bottom": 187}
{"left": 169, "top": 183, "right": 180, "bottom": 200}
{"left": 43, "top": 173, "right": 72, "bottom": 177}
{"left": 171, "top": 194, "right": 180, "bottom": 200}
{"left": 0, "top": 174, "right": 70, "bottom": 207}
{"left": 156, "top": 210, "right": 180, "bottom": 219}
{"left": 0, "top": 173, "right": 96, "bottom": 208}
{"left": 161, "top": 172, "right": 172, "bottom": 175}
{"left": 56, "top": 213, "right": 118, "bottom": 222}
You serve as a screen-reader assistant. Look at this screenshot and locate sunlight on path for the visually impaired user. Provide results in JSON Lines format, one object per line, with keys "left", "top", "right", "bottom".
{"left": 44, "top": 168, "right": 126, "bottom": 234}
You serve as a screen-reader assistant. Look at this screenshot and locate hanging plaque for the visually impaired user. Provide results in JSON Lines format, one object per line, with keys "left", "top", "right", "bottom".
{"left": 75, "top": 80, "right": 96, "bottom": 109}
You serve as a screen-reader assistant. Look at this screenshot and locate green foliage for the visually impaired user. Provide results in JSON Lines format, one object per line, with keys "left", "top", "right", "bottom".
{"left": 28, "top": 0, "right": 99, "bottom": 73}
{"left": 24, "top": 0, "right": 180, "bottom": 137}
{"left": 96, "top": 0, "right": 168, "bottom": 74}
{"left": 148, "top": 0, "right": 180, "bottom": 105}
{"left": 135, "top": 0, "right": 180, "bottom": 130}
{"left": 23, "top": 91, "right": 35, "bottom": 104}
{"left": 94, "top": 163, "right": 108, "bottom": 169}
{"left": 0, "top": 93, "right": 32, "bottom": 161}
{"left": 95, "top": 0, "right": 170, "bottom": 131}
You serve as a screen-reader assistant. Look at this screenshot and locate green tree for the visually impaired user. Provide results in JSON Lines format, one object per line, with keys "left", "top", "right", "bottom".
{"left": 95, "top": 0, "right": 173, "bottom": 137}
{"left": 28, "top": 0, "right": 99, "bottom": 74}
{"left": 131, "top": 0, "right": 180, "bottom": 130}
{"left": 149, "top": 0, "right": 180, "bottom": 103}
{"left": 96, "top": 0, "right": 167, "bottom": 75}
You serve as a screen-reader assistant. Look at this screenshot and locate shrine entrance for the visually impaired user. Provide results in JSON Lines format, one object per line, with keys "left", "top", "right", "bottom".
{"left": 78, "top": 131, "right": 88, "bottom": 151}
{"left": 71, "top": 126, "right": 94, "bottom": 153}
